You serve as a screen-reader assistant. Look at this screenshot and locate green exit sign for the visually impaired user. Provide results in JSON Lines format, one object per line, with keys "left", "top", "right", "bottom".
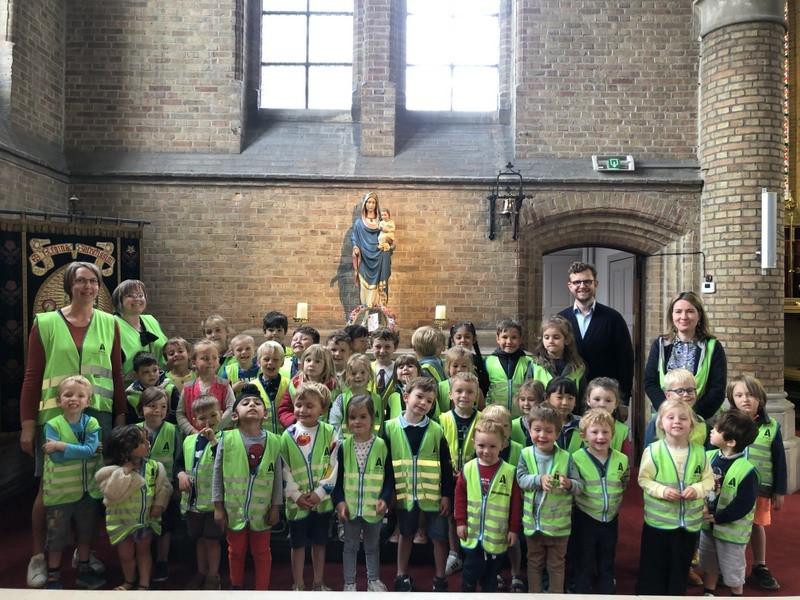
{"left": 592, "top": 155, "right": 635, "bottom": 172}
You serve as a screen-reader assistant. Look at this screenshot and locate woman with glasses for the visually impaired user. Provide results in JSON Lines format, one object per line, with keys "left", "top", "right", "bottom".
{"left": 644, "top": 291, "right": 728, "bottom": 421}
{"left": 20, "top": 261, "right": 127, "bottom": 588}
{"left": 111, "top": 279, "right": 168, "bottom": 383}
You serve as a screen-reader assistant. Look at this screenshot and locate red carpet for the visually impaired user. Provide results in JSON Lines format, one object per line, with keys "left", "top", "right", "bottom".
{"left": 1, "top": 482, "right": 797, "bottom": 594}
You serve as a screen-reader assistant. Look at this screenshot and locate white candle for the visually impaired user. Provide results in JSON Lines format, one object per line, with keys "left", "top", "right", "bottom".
{"left": 434, "top": 305, "right": 446, "bottom": 320}
{"left": 296, "top": 302, "right": 308, "bottom": 320}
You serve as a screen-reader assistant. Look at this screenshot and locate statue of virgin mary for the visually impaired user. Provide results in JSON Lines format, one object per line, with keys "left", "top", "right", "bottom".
{"left": 351, "top": 192, "right": 393, "bottom": 307}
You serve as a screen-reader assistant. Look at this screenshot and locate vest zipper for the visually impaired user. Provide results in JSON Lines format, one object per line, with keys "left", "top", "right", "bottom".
{"left": 479, "top": 467, "right": 499, "bottom": 543}
{"left": 138, "top": 462, "right": 147, "bottom": 526}
{"left": 600, "top": 470, "right": 609, "bottom": 522}
{"left": 244, "top": 471, "right": 255, "bottom": 522}
{"left": 356, "top": 438, "right": 375, "bottom": 518}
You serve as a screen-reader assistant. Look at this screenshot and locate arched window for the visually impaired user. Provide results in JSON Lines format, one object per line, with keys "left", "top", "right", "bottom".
{"left": 260, "top": 0, "right": 353, "bottom": 110}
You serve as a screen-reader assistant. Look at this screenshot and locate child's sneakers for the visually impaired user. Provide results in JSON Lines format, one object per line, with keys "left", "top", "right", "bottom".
{"left": 152, "top": 561, "right": 169, "bottom": 583}
{"left": 445, "top": 551, "right": 463, "bottom": 575}
{"left": 72, "top": 549, "right": 106, "bottom": 574}
{"left": 510, "top": 576, "right": 527, "bottom": 593}
{"left": 26, "top": 553, "right": 47, "bottom": 588}
{"left": 312, "top": 582, "right": 332, "bottom": 591}
{"left": 394, "top": 574, "right": 414, "bottom": 592}
{"left": 749, "top": 565, "right": 780, "bottom": 591}
{"left": 367, "top": 580, "right": 388, "bottom": 592}
{"left": 343, "top": 583, "right": 357, "bottom": 592}
{"left": 75, "top": 566, "right": 106, "bottom": 590}
{"left": 413, "top": 530, "right": 429, "bottom": 544}
{"left": 432, "top": 576, "right": 448, "bottom": 592}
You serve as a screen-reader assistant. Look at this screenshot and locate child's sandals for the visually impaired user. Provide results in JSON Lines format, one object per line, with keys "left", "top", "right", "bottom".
{"left": 114, "top": 581, "right": 135, "bottom": 591}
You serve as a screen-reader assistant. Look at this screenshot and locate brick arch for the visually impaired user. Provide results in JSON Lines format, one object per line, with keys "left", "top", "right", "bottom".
{"left": 514, "top": 192, "right": 700, "bottom": 345}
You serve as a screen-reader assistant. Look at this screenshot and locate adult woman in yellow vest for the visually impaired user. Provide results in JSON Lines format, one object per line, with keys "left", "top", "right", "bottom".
{"left": 20, "top": 261, "right": 127, "bottom": 588}
{"left": 112, "top": 279, "right": 168, "bottom": 384}
{"left": 644, "top": 291, "right": 727, "bottom": 420}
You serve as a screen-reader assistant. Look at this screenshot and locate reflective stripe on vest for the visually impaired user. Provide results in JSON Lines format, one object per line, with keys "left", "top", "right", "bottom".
{"left": 385, "top": 418, "right": 443, "bottom": 512}
{"left": 745, "top": 418, "right": 778, "bottom": 495}
{"left": 343, "top": 435, "right": 387, "bottom": 523}
{"left": 180, "top": 433, "right": 217, "bottom": 514}
{"left": 37, "top": 310, "right": 116, "bottom": 424}
{"left": 461, "top": 458, "right": 515, "bottom": 554}
{"left": 485, "top": 355, "right": 531, "bottom": 416}
{"left": 704, "top": 450, "right": 756, "bottom": 544}
{"left": 440, "top": 410, "right": 480, "bottom": 473}
{"left": 251, "top": 375, "right": 288, "bottom": 435}
{"left": 139, "top": 421, "right": 178, "bottom": 479}
{"left": 280, "top": 422, "right": 335, "bottom": 520}
{"left": 643, "top": 440, "right": 706, "bottom": 532}
{"left": 105, "top": 458, "right": 161, "bottom": 545}
{"left": 520, "top": 446, "right": 572, "bottom": 537}
{"left": 572, "top": 448, "right": 628, "bottom": 522}
{"left": 42, "top": 414, "right": 102, "bottom": 506}
{"left": 341, "top": 390, "right": 384, "bottom": 436}
{"left": 222, "top": 429, "right": 280, "bottom": 531}
{"left": 657, "top": 338, "right": 717, "bottom": 400}
{"left": 421, "top": 362, "right": 444, "bottom": 383}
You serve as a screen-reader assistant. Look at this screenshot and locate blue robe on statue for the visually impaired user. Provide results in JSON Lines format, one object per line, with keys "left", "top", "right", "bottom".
{"left": 352, "top": 193, "right": 392, "bottom": 307}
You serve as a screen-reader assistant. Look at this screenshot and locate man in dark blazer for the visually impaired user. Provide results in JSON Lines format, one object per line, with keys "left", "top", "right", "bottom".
{"left": 558, "top": 261, "right": 634, "bottom": 419}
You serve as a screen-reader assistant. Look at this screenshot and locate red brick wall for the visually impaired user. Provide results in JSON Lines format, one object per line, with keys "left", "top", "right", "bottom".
{"left": 513, "top": 0, "right": 699, "bottom": 159}
{"left": 64, "top": 0, "right": 243, "bottom": 153}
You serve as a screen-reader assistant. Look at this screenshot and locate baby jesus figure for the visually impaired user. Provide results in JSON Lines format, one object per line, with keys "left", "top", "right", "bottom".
{"left": 377, "top": 208, "right": 396, "bottom": 251}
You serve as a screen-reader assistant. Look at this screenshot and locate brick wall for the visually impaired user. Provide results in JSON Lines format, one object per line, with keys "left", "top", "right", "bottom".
{"left": 513, "top": 0, "right": 698, "bottom": 159}
{"left": 71, "top": 182, "right": 702, "bottom": 352}
{"left": 9, "top": 0, "right": 64, "bottom": 146}
{"left": 64, "top": 0, "right": 243, "bottom": 153}
{"left": 699, "top": 22, "right": 785, "bottom": 391}
{"left": 0, "top": 160, "right": 68, "bottom": 213}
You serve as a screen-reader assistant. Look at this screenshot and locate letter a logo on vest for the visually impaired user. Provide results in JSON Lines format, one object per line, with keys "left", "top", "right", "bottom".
{"left": 99, "top": 344, "right": 106, "bottom": 353}
{"left": 499, "top": 474, "right": 507, "bottom": 485}
{"left": 764, "top": 428, "right": 771, "bottom": 438}
{"left": 727, "top": 478, "right": 736, "bottom": 487}
{"left": 617, "top": 463, "right": 625, "bottom": 472}
{"left": 163, "top": 441, "right": 170, "bottom": 452}
{"left": 375, "top": 457, "right": 383, "bottom": 467}
{"left": 268, "top": 463, "right": 274, "bottom": 472}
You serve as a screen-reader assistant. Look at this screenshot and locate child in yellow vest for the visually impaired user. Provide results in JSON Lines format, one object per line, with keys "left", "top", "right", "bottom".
{"left": 478, "top": 404, "right": 527, "bottom": 592}
{"left": 96, "top": 424, "right": 172, "bottom": 591}
{"left": 326, "top": 329, "right": 353, "bottom": 390}
{"left": 510, "top": 379, "right": 545, "bottom": 447}
{"left": 221, "top": 334, "right": 259, "bottom": 394}
{"left": 329, "top": 353, "right": 382, "bottom": 439}
{"left": 727, "top": 374, "right": 787, "bottom": 591}
{"left": 545, "top": 376, "right": 581, "bottom": 453}
{"left": 137, "top": 387, "right": 181, "bottom": 584}
{"left": 41, "top": 375, "right": 105, "bottom": 590}
{"left": 645, "top": 368, "right": 708, "bottom": 447}
{"left": 384, "top": 377, "right": 454, "bottom": 592}
{"left": 584, "top": 377, "right": 632, "bottom": 458}
{"left": 528, "top": 315, "right": 586, "bottom": 396}
{"left": 369, "top": 327, "right": 399, "bottom": 407}
{"left": 571, "top": 409, "right": 630, "bottom": 593}
{"left": 455, "top": 417, "right": 521, "bottom": 592}
{"left": 281, "top": 382, "right": 338, "bottom": 591}
{"left": 412, "top": 325, "right": 446, "bottom": 381}
{"left": 177, "top": 394, "right": 224, "bottom": 590}
{"left": 636, "top": 398, "right": 714, "bottom": 595}
{"left": 213, "top": 385, "right": 283, "bottom": 590}
{"left": 162, "top": 336, "right": 195, "bottom": 395}
{"left": 438, "top": 345, "right": 483, "bottom": 414}
{"left": 517, "top": 404, "right": 582, "bottom": 593}
{"left": 700, "top": 410, "right": 759, "bottom": 596}
{"left": 485, "top": 318, "right": 533, "bottom": 415}
{"left": 250, "top": 340, "right": 290, "bottom": 435}
{"left": 201, "top": 314, "right": 235, "bottom": 376}
{"left": 441, "top": 372, "right": 481, "bottom": 578}
{"left": 332, "top": 394, "right": 393, "bottom": 591}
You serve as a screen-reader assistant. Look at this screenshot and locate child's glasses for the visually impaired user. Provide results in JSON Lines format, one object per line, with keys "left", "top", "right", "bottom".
{"left": 667, "top": 387, "right": 696, "bottom": 396}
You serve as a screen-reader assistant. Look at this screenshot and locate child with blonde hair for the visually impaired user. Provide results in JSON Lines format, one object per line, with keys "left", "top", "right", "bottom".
{"left": 250, "top": 341, "right": 289, "bottom": 435}
{"left": 221, "top": 333, "right": 258, "bottom": 393}
{"left": 281, "top": 382, "right": 338, "bottom": 591}
{"left": 162, "top": 337, "right": 194, "bottom": 394}
{"left": 412, "top": 326, "right": 446, "bottom": 382}
{"left": 329, "top": 353, "right": 383, "bottom": 438}
{"left": 636, "top": 398, "right": 714, "bottom": 595}
{"left": 41, "top": 376, "right": 105, "bottom": 589}
{"left": 176, "top": 340, "right": 235, "bottom": 436}
{"left": 438, "top": 345, "right": 481, "bottom": 413}
{"left": 277, "top": 344, "right": 338, "bottom": 429}
{"left": 572, "top": 409, "right": 630, "bottom": 593}
{"left": 644, "top": 369, "right": 707, "bottom": 447}
{"left": 201, "top": 314, "right": 234, "bottom": 375}
{"left": 727, "top": 375, "right": 787, "bottom": 590}
{"left": 454, "top": 418, "right": 521, "bottom": 592}
{"left": 584, "top": 377, "right": 631, "bottom": 458}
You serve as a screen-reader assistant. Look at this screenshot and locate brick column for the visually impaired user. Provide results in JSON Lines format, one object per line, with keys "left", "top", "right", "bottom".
{"left": 696, "top": 0, "right": 798, "bottom": 491}
{"left": 358, "top": 0, "right": 395, "bottom": 157}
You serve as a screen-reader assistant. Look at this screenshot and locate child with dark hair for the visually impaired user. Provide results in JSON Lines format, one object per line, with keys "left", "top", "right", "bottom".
{"left": 344, "top": 324, "right": 370, "bottom": 354}
{"left": 262, "top": 311, "right": 290, "bottom": 356}
{"left": 96, "top": 425, "right": 172, "bottom": 591}
{"left": 544, "top": 376, "right": 581, "bottom": 452}
{"left": 486, "top": 319, "right": 533, "bottom": 416}
{"left": 125, "top": 351, "right": 180, "bottom": 425}
{"left": 700, "top": 409, "right": 759, "bottom": 597}
{"left": 284, "top": 325, "right": 321, "bottom": 378}
{"left": 449, "top": 320, "right": 490, "bottom": 396}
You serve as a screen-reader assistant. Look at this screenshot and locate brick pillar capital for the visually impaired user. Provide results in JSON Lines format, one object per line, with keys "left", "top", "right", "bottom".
{"left": 693, "top": 0, "right": 784, "bottom": 38}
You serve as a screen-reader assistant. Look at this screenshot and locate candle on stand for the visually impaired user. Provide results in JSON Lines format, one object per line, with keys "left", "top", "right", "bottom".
{"left": 434, "top": 305, "right": 447, "bottom": 320}
{"left": 296, "top": 302, "right": 308, "bottom": 320}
